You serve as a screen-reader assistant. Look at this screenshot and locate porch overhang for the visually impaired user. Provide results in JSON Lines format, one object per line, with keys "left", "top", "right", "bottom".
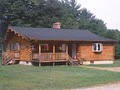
{"left": 30, "top": 39, "right": 117, "bottom": 44}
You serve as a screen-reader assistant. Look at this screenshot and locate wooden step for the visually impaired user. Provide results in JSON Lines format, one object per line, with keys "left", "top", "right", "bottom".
{"left": 2, "top": 52, "right": 14, "bottom": 65}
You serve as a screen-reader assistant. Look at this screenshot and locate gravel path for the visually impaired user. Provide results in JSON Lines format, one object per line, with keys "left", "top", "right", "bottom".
{"left": 73, "top": 66, "right": 120, "bottom": 90}
{"left": 96, "top": 67, "right": 120, "bottom": 72}
{"left": 81, "top": 66, "right": 120, "bottom": 72}
{"left": 74, "top": 83, "right": 120, "bottom": 90}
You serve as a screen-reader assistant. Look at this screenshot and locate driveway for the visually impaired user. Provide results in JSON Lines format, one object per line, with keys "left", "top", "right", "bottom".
{"left": 74, "top": 83, "right": 120, "bottom": 90}
{"left": 81, "top": 66, "right": 120, "bottom": 72}
{"left": 74, "top": 66, "right": 120, "bottom": 90}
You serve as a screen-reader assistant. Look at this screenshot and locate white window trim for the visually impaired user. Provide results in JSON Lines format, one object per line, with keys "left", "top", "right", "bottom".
{"left": 15, "top": 43, "right": 20, "bottom": 51}
{"left": 92, "top": 43, "right": 103, "bottom": 52}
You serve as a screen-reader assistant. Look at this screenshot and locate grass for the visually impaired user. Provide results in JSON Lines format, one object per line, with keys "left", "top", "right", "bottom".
{"left": 0, "top": 65, "right": 120, "bottom": 90}
{"left": 91, "top": 60, "right": 120, "bottom": 67}
{"left": 0, "top": 56, "right": 120, "bottom": 90}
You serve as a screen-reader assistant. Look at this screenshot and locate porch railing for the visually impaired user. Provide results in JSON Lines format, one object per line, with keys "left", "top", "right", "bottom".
{"left": 32, "top": 52, "right": 67, "bottom": 62}
{"left": 55, "top": 53, "right": 66, "bottom": 60}
{"left": 40, "top": 53, "right": 53, "bottom": 62}
{"left": 32, "top": 53, "right": 39, "bottom": 59}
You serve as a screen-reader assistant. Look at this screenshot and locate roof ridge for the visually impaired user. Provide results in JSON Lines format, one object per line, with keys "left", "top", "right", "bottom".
{"left": 11, "top": 26, "right": 90, "bottom": 31}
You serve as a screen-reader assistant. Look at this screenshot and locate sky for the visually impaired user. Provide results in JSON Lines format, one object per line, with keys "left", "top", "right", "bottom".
{"left": 77, "top": 0, "right": 120, "bottom": 30}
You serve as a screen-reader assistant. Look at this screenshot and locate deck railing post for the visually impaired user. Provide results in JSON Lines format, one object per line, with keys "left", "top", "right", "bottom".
{"left": 53, "top": 44, "right": 55, "bottom": 66}
{"left": 39, "top": 43, "right": 41, "bottom": 66}
{"left": 66, "top": 44, "right": 68, "bottom": 60}
{"left": 66, "top": 44, "right": 68, "bottom": 65}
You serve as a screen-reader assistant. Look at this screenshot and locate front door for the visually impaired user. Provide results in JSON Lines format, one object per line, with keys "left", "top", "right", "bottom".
{"left": 72, "top": 43, "right": 76, "bottom": 59}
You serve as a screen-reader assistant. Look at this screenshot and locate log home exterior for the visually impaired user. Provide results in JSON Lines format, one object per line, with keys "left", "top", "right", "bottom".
{"left": 2, "top": 23, "right": 116, "bottom": 66}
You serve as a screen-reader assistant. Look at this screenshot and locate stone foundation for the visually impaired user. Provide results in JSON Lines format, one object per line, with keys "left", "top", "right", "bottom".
{"left": 19, "top": 61, "right": 32, "bottom": 66}
{"left": 83, "top": 60, "right": 114, "bottom": 65}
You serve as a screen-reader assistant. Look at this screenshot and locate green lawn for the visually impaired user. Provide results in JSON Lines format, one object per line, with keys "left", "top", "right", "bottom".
{"left": 0, "top": 57, "right": 120, "bottom": 90}
{"left": 0, "top": 65, "right": 120, "bottom": 90}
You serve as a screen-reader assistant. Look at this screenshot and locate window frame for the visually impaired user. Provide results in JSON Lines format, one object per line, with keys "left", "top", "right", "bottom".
{"left": 41, "top": 43, "right": 53, "bottom": 53}
{"left": 55, "top": 43, "right": 66, "bottom": 52}
{"left": 92, "top": 43, "right": 103, "bottom": 52}
{"left": 15, "top": 43, "right": 20, "bottom": 51}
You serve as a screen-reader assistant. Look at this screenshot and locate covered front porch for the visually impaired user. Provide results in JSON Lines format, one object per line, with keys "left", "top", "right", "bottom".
{"left": 31, "top": 41, "right": 79, "bottom": 65}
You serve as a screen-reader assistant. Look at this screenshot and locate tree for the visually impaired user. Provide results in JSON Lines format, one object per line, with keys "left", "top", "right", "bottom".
{"left": 78, "top": 8, "right": 107, "bottom": 36}
{"left": 0, "top": 0, "right": 8, "bottom": 38}
{"left": 0, "top": 0, "right": 120, "bottom": 58}
{"left": 104, "top": 29, "right": 120, "bottom": 58}
{"left": 105, "top": 29, "right": 120, "bottom": 40}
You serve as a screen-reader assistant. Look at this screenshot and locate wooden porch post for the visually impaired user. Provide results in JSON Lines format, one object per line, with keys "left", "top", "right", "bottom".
{"left": 66, "top": 44, "right": 68, "bottom": 65}
{"left": 53, "top": 44, "right": 55, "bottom": 66}
{"left": 39, "top": 43, "right": 41, "bottom": 66}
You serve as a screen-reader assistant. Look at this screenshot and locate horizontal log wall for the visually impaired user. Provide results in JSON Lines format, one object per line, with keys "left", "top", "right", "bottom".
{"left": 19, "top": 38, "right": 31, "bottom": 61}
{"left": 6, "top": 33, "right": 31, "bottom": 61}
{"left": 78, "top": 42, "right": 115, "bottom": 61}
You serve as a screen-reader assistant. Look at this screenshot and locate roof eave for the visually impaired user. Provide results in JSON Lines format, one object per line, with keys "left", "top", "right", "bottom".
{"left": 29, "top": 38, "right": 117, "bottom": 43}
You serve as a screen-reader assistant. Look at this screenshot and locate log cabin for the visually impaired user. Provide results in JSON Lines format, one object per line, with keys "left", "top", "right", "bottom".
{"left": 2, "top": 22, "right": 116, "bottom": 66}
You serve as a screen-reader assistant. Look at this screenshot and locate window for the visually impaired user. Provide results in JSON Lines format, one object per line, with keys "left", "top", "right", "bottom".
{"left": 41, "top": 44, "right": 53, "bottom": 53}
{"left": 41, "top": 44, "right": 49, "bottom": 51}
{"left": 8, "top": 44, "right": 10, "bottom": 50}
{"left": 15, "top": 43, "right": 20, "bottom": 51}
{"left": 62, "top": 44, "right": 66, "bottom": 52}
{"left": 11, "top": 44, "right": 14, "bottom": 50}
{"left": 9, "top": 44, "right": 14, "bottom": 50}
{"left": 55, "top": 44, "right": 66, "bottom": 52}
{"left": 92, "top": 43, "right": 103, "bottom": 52}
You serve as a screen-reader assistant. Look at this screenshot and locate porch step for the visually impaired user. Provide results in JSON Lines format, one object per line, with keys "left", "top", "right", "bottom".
{"left": 2, "top": 52, "right": 15, "bottom": 65}
{"left": 68, "top": 56, "right": 83, "bottom": 66}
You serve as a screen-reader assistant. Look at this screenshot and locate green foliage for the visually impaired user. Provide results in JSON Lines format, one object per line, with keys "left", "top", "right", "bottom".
{"left": 115, "top": 43, "right": 120, "bottom": 58}
{"left": 0, "top": 0, "right": 81, "bottom": 28}
{"left": 104, "top": 29, "right": 120, "bottom": 58}
{"left": 105, "top": 29, "right": 120, "bottom": 40}
{"left": 0, "top": 21, "right": 8, "bottom": 38}
{"left": 79, "top": 9, "right": 107, "bottom": 36}
{"left": 0, "top": 0, "right": 120, "bottom": 58}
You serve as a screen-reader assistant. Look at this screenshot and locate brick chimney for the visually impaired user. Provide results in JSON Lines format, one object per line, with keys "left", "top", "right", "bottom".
{"left": 52, "top": 22, "right": 61, "bottom": 29}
